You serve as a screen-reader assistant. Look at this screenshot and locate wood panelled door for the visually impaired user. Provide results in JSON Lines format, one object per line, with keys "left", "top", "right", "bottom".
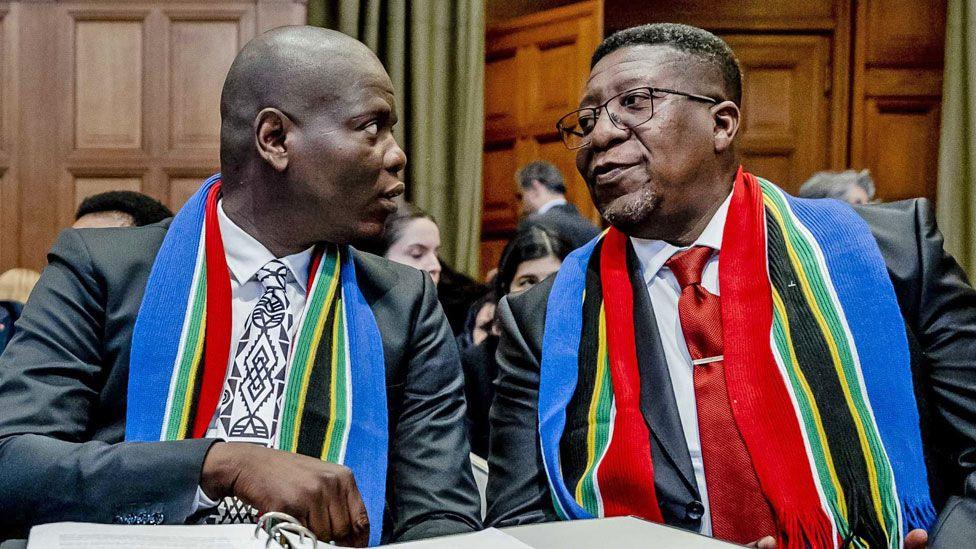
{"left": 482, "top": 1, "right": 602, "bottom": 278}
{"left": 3, "top": 0, "right": 306, "bottom": 271}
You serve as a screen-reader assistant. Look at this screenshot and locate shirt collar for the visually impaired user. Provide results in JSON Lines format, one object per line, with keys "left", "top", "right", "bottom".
{"left": 629, "top": 190, "right": 733, "bottom": 285}
{"left": 537, "top": 197, "right": 568, "bottom": 215}
{"left": 217, "top": 200, "right": 314, "bottom": 292}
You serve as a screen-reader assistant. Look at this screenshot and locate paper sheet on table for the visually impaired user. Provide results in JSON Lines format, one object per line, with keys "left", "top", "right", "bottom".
{"left": 28, "top": 522, "right": 535, "bottom": 549}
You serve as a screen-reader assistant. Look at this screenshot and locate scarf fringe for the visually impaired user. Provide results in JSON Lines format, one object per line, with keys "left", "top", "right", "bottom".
{"left": 775, "top": 510, "right": 838, "bottom": 549}
{"left": 902, "top": 496, "right": 937, "bottom": 532}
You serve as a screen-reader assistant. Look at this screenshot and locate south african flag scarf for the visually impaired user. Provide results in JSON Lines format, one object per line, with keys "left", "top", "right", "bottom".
{"left": 538, "top": 168, "right": 935, "bottom": 547}
{"left": 125, "top": 174, "right": 389, "bottom": 546}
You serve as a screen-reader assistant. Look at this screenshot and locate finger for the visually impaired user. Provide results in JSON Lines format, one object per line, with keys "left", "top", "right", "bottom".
{"left": 327, "top": 487, "right": 353, "bottom": 544}
{"left": 306, "top": 498, "right": 335, "bottom": 544}
{"left": 344, "top": 477, "right": 370, "bottom": 547}
{"left": 903, "top": 528, "right": 928, "bottom": 549}
{"left": 758, "top": 536, "right": 777, "bottom": 549}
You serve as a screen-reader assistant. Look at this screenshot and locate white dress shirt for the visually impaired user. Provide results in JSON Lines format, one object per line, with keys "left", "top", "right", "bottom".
{"left": 536, "top": 197, "right": 568, "bottom": 215}
{"left": 192, "top": 200, "right": 315, "bottom": 513}
{"left": 628, "top": 191, "right": 733, "bottom": 536}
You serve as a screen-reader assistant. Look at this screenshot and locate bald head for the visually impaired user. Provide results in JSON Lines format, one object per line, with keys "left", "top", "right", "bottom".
{"left": 214, "top": 25, "right": 405, "bottom": 256}
{"left": 219, "top": 26, "right": 387, "bottom": 175}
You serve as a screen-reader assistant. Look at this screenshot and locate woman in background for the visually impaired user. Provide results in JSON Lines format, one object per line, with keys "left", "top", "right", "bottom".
{"left": 373, "top": 202, "right": 442, "bottom": 284}
{"left": 463, "top": 224, "right": 573, "bottom": 457}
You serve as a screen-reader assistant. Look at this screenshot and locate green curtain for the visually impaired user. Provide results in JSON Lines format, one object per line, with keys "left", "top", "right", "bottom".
{"left": 308, "top": 0, "right": 485, "bottom": 276}
{"left": 937, "top": 0, "right": 976, "bottom": 278}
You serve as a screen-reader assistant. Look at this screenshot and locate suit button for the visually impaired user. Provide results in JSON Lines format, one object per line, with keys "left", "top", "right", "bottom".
{"left": 685, "top": 500, "right": 705, "bottom": 520}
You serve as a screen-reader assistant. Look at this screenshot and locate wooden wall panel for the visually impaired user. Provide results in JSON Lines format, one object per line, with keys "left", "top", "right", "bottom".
{"left": 74, "top": 176, "right": 142, "bottom": 207}
{"left": 0, "top": 4, "right": 19, "bottom": 271}
{"left": 484, "top": 51, "right": 518, "bottom": 139}
{"left": 862, "top": 98, "right": 941, "bottom": 201}
{"left": 167, "top": 175, "right": 207, "bottom": 209}
{"left": 851, "top": 0, "right": 945, "bottom": 201}
{"left": 74, "top": 20, "right": 144, "bottom": 150}
{"left": 482, "top": 142, "right": 519, "bottom": 235}
{"left": 603, "top": 0, "right": 836, "bottom": 34}
{"left": 864, "top": 0, "right": 945, "bottom": 68}
{"left": 726, "top": 34, "right": 831, "bottom": 192}
{"left": 480, "top": 237, "right": 508, "bottom": 277}
{"left": 168, "top": 19, "right": 241, "bottom": 151}
{"left": 6, "top": 1, "right": 306, "bottom": 271}
{"left": 482, "top": 1, "right": 601, "bottom": 278}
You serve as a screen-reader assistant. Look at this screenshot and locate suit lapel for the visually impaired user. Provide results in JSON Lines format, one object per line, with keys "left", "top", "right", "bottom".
{"left": 626, "top": 244, "right": 700, "bottom": 497}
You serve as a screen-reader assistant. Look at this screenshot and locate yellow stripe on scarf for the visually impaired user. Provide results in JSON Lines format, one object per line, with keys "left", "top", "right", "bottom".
{"left": 576, "top": 304, "right": 610, "bottom": 504}
{"left": 764, "top": 196, "right": 888, "bottom": 534}
{"left": 290, "top": 255, "right": 342, "bottom": 452}
{"left": 771, "top": 287, "right": 849, "bottom": 520}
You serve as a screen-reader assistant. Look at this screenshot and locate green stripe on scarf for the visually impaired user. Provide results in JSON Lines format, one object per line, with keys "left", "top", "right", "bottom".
{"left": 762, "top": 180, "right": 900, "bottom": 547}
{"left": 163, "top": 241, "right": 208, "bottom": 440}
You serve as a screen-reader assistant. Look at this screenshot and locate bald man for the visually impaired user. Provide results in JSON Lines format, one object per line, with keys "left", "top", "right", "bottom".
{"left": 0, "top": 27, "right": 480, "bottom": 545}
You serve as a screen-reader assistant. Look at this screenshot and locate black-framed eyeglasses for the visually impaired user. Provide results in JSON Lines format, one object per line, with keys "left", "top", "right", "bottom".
{"left": 556, "top": 87, "right": 719, "bottom": 150}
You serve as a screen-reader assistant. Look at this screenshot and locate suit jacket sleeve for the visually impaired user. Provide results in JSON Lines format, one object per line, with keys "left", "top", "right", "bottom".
{"left": 905, "top": 201, "right": 976, "bottom": 501}
{"left": 865, "top": 198, "right": 976, "bottom": 539}
{"left": 484, "top": 293, "right": 558, "bottom": 527}
{"left": 385, "top": 270, "right": 482, "bottom": 541}
{"left": 0, "top": 229, "right": 215, "bottom": 536}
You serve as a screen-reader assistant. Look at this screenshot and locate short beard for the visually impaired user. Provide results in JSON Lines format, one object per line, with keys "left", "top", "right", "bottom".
{"left": 600, "top": 188, "right": 659, "bottom": 233}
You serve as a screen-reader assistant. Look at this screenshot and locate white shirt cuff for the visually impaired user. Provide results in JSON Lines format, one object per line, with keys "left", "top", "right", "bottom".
{"left": 190, "top": 485, "right": 220, "bottom": 517}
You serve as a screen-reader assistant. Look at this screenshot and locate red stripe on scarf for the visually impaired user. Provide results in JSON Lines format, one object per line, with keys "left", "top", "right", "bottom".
{"left": 720, "top": 167, "right": 835, "bottom": 547}
{"left": 191, "top": 182, "right": 234, "bottom": 439}
{"left": 597, "top": 227, "right": 663, "bottom": 522}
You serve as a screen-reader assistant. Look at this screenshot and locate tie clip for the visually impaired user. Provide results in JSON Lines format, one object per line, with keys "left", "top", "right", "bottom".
{"left": 692, "top": 355, "right": 723, "bottom": 366}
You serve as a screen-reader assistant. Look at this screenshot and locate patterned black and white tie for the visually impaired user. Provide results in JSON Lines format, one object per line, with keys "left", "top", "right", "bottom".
{"left": 209, "top": 259, "right": 294, "bottom": 524}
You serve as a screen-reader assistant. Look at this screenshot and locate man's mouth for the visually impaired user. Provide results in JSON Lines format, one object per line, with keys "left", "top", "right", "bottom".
{"left": 383, "top": 182, "right": 406, "bottom": 200}
{"left": 592, "top": 162, "right": 639, "bottom": 184}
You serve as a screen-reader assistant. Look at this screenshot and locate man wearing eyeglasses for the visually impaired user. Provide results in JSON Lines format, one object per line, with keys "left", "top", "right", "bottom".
{"left": 486, "top": 23, "right": 976, "bottom": 548}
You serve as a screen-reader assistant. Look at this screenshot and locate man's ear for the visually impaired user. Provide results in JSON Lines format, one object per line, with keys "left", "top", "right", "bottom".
{"left": 254, "top": 108, "right": 294, "bottom": 172}
{"left": 712, "top": 100, "right": 740, "bottom": 154}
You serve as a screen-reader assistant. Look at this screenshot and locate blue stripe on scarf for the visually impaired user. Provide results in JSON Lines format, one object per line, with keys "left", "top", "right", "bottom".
{"left": 537, "top": 234, "right": 601, "bottom": 520}
{"left": 340, "top": 247, "right": 389, "bottom": 546}
{"left": 126, "top": 174, "right": 218, "bottom": 441}
{"left": 781, "top": 194, "right": 935, "bottom": 532}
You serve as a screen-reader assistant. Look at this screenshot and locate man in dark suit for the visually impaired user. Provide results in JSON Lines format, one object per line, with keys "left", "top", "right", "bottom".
{"left": 486, "top": 23, "right": 975, "bottom": 548}
{"left": 516, "top": 161, "right": 600, "bottom": 249}
{"left": 0, "top": 26, "right": 479, "bottom": 545}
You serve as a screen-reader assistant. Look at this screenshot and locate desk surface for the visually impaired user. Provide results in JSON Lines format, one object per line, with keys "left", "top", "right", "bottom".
{"left": 503, "top": 517, "right": 743, "bottom": 548}
{"left": 7, "top": 517, "right": 743, "bottom": 549}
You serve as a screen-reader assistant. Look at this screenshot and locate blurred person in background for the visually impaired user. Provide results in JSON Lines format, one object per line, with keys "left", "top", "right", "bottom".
{"left": 363, "top": 201, "right": 489, "bottom": 335}
{"left": 0, "top": 268, "right": 40, "bottom": 354}
{"left": 73, "top": 190, "right": 174, "bottom": 229}
{"left": 798, "top": 169, "right": 876, "bottom": 205}
{"left": 463, "top": 224, "right": 573, "bottom": 458}
{"left": 516, "top": 161, "right": 599, "bottom": 249}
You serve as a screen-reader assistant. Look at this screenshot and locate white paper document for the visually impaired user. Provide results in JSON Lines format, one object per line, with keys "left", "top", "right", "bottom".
{"left": 27, "top": 523, "right": 535, "bottom": 549}
{"left": 27, "top": 523, "right": 266, "bottom": 549}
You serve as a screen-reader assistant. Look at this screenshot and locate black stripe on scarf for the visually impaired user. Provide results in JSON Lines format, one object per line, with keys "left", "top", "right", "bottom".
{"left": 181, "top": 343, "right": 206, "bottom": 439}
{"left": 295, "top": 292, "right": 340, "bottom": 458}
{"left": 765, "top": 211, "right": 886, "bottom": 547}
{"left": 560, "top": 238, "right": 605, "bottom": 494}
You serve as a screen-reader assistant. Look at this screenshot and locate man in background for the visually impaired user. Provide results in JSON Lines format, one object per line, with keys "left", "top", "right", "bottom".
{"left": 516, "top": 160, "right": 599, "bottom": 249}
{"left": 73, "top": 190, "right": 173, "bottom": 229}
{"left": 798, "top": 169, "right": 876, "bottom": 205}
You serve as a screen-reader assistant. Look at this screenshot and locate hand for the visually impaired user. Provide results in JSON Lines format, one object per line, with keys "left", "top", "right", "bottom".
{"left": 201, "top": 442, "right": 369, "bottom": 547}
{"left": 746, "top": 536, "right": 776, "bottom": 548}
{"left": 904, "top": 529, "right": 927, "bottom": 549}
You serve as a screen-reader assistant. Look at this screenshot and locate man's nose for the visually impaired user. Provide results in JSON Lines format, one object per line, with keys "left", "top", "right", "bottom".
{"left": 385, "top": 137, "right": 407, "bottom": 172}
{"left": 588, "top": 107, "right": 629, "bottom": 150}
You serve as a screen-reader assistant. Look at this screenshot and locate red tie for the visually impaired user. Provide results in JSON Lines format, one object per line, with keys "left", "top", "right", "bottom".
{"left": 665, "top": 246, "right": 776, "bottom": 544}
